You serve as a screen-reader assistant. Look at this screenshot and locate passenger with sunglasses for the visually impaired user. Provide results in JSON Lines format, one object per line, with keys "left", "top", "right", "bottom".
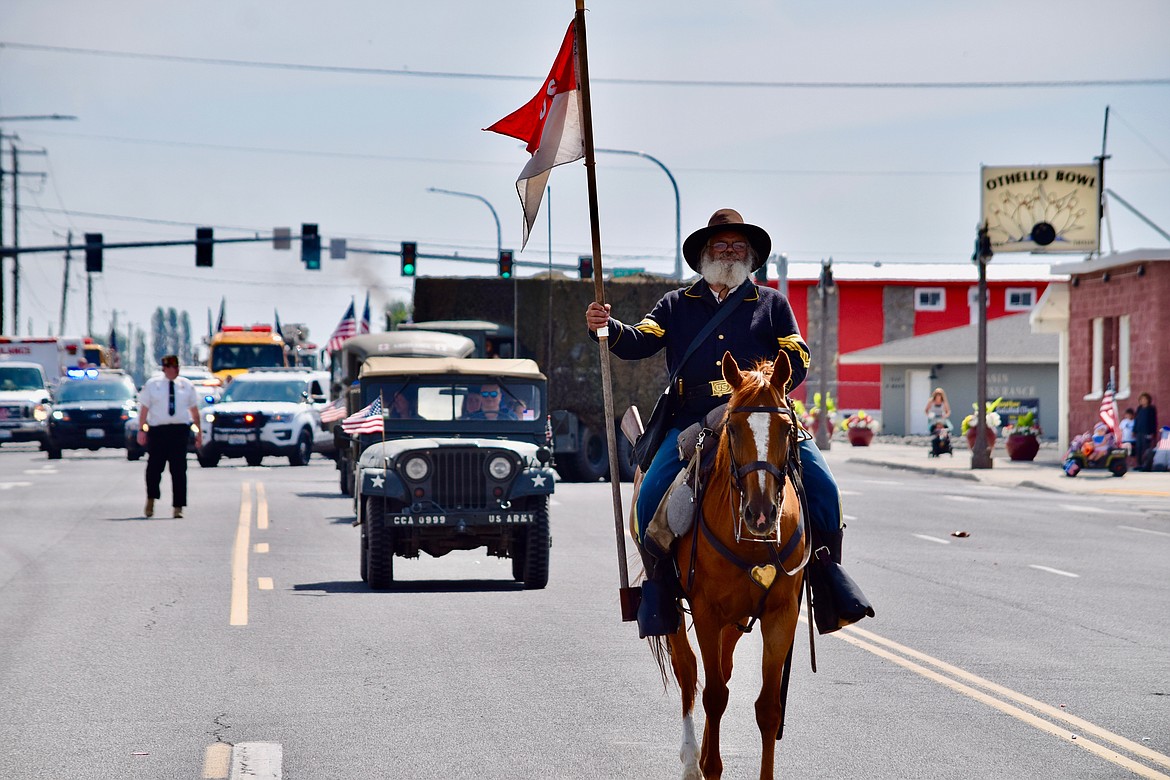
{"left": 462, "top": 384, "right": 517, "bottom": 421}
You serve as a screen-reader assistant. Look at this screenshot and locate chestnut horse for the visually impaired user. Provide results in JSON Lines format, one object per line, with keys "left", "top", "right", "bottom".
{"left": 663, "top": 351, "right": 808, "bottom": 780}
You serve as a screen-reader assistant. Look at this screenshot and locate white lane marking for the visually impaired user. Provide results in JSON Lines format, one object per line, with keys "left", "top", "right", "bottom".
{"left": 1060, "top": 504, "right": 1113, "bottom": 514}
{"left": 839, "top": 489, "right": 862, "bottom": 496}
{"left": 913, "top": 533, "right": 951, "bottom": 545}
{"left": 257, "top": 577, "right": 273, "bottom": 590}
{"left": 1029, "top": 564, "right": 1079, "bottom": 578}
{"left": 862, "top": 479, "right": 902, "bottom": 486}
{"left": 0, "top": 481, "right": 33, "bottom": 490}
{"left": 945, "top": 494, "right": 981, "bottom": 502}
{"left": 843, "top": 514, "right": 858, "bottom": 521}
{"left": 549, "top": 498, "right": 563, "bottom": 507}
{"left": 230, "top": 742, "right": 282, "bottom": 780}
{"left": 1119, "top": 525, "right": 1170, "bottom": 538}
{"left": 23, "top": 467, "right": 57, "bottom": 474}
{"left": 202, "top": 743, "right": 231, "bottom": 778}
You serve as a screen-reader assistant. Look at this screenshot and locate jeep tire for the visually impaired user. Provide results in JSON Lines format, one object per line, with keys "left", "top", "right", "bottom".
{"left": 512, "top": 497, "right": 550, "bottom": 590}
{"left": 365, "top": 496, "right": 395, "bottom": 589}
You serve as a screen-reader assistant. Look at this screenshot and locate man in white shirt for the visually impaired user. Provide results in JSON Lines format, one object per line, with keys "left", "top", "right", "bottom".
{"left": 137, "top": 355, "right": 202, "bottom": 518}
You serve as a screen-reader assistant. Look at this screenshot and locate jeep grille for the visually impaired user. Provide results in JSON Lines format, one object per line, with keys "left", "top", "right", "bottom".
{"left": 424, "top": 449, "right": 490, "bottom": 510}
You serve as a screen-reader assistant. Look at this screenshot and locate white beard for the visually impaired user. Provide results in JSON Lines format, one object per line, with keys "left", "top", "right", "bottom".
{"left": 699, "top": 248, "right": 755, "bottom": 289}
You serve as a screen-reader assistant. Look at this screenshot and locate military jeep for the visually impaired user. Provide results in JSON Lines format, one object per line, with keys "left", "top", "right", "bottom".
{"left": 349, "top": 357, "right": 555, "bottom": 590}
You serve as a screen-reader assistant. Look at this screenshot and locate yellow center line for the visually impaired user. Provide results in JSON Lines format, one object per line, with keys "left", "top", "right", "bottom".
{"left": 256, "top": 482, "right": 269, "bottom": 530}
{"left": 229, "top": 482, "right": 253, "bottom": 627}
{"left": 815, "top": 617, "right": 1170, "bottom": 778}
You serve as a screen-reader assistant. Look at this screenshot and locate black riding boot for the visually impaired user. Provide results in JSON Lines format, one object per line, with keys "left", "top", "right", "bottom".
{"left": 636, "top": 541, "right": 681, "bottom": 639}
{"left": 808, "top": 527, "right": 875, "bottom": 634}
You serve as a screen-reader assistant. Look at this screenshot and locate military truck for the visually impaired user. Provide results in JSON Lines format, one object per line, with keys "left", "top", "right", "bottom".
{"left": 350, "top": 356, "right": 556, "bottom": 589}
{"left": 411, "top": 275, "right": 682, "bottom": 482}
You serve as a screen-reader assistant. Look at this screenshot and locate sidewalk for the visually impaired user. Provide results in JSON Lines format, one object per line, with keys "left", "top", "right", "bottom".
{"left": 824, "top": 435, "right": 1170, "bottom": 498}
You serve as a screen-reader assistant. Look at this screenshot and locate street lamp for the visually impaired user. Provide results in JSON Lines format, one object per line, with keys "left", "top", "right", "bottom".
{"left": 0, "top": 113, "right": 78, "bottom": 334}
{"left": 971, "top": 223, "right": 993, "bottom": 469}
{"left": 426, "top": 187, "right": 514, "bottom": 354}
{"left": 426, "top": 187, "right": 502, "bottom": 259}
{"left": 595, "top": 148, "right": 682, "bottom": 281}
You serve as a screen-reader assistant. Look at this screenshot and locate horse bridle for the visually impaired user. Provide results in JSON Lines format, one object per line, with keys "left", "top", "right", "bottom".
{"left": 724, "top": 403, "right": 802, "bottom": 545}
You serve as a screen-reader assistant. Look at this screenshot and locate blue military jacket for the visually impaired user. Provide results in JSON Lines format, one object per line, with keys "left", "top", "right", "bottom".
{"left": 595, "top": 279, "right": 810, "bottom": 430}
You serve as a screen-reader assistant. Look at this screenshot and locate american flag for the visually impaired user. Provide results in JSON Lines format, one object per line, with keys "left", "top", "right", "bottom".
{"left": 1098, "top": 385, "right": 1121, "bottom": 442}
{"left": 326, "top": 301, "right": 357, "bottom": 353}
{"left": 319, "top": 397, "right": 347, "bottom": 424}
{"left": 341, "top": 397, "right": 383, "bottom": 435}
{"left": 359, "top": 292, "right": 371, "bottom": 335}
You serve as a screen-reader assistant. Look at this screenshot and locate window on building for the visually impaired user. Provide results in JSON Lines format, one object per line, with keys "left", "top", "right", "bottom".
{"left": 915, "top": 288, "right": 945, "bottom": 311}
{"left": 1085, "top": 315, "right": 1131, "bottom": 400}
{"left": 1005, "top": 287, "right": 1036, "bottom": 311}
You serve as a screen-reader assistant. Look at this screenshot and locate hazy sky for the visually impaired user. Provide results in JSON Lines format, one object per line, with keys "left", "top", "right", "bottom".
{"left": 3, "top": 0, "right": 1168, "bottom": 348}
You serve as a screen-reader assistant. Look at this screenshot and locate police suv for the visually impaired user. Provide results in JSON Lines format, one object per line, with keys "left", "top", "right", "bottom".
{"left": 199, "top": 368, "right": 333, "bottom": 467}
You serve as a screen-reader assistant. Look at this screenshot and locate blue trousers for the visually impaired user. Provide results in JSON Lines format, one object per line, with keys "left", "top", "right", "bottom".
{"left": 635, "top": 428, "right": 841, "bottom": 544}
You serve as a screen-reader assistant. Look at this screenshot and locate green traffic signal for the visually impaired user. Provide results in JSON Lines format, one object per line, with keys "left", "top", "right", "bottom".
{"left": 401, "top": 242, "right": 417, "bottom": 277}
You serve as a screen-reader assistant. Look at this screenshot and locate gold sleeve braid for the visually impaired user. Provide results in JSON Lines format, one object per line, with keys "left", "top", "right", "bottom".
{"left": 634, "top": 318, "right": 665, "bottom": 338}
{"left": 776, "top": 335, "right": 810, "bottom": 368}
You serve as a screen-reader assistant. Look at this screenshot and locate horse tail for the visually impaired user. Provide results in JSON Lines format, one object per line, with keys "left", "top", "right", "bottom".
{"left": 647, "top": 634, "right": 674, "bottom": 691}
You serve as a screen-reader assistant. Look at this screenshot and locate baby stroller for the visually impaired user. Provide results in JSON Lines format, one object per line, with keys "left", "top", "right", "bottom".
{"left": 929, "top": 420, "right": 953, "bottom": 457}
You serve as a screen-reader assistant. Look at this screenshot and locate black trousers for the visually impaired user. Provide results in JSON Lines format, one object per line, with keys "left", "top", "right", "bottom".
{"left": 145, "top": 424, "right": 188, "bottom": 507}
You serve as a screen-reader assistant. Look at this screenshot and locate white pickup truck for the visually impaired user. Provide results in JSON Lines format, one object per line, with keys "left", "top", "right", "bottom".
{"left": 0, "top": 361, "right": 52, "bottom": 449}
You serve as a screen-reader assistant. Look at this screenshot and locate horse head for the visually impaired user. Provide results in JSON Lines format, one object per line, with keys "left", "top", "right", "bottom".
{"left": 720, "top": 350, "right": 796, "bottom": 540}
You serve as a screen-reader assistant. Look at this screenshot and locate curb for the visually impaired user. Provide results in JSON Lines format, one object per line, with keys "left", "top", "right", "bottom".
{"left": 848, "top": 458, "right": 979, "bottom": 482}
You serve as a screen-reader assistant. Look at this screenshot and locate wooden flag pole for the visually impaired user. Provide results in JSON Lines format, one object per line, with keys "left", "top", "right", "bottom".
{"left": 574, "top": 0, "right": 639, "bottom": 622}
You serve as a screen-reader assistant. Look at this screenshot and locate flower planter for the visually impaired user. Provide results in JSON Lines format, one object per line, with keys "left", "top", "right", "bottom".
{"left": 965, "top": 428, "right": 997, "bottom": 452}
{"left": 1005, "top": 433, "right": 1040, "bottom": 461}
{"left": 847, "top": 427, "right": 874, "bottom": 447}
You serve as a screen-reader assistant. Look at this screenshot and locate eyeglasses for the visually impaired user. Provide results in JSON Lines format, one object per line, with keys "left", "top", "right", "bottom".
{"left": 711, "top": 241, "right": 749, "bottom": 252}
{"left": 480, "top": 390, "right": 499, "bottom": 398}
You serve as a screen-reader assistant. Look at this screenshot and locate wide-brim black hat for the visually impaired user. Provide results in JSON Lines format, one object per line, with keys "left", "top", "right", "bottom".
{"left": 682, "top": 208, "right": 771, "bottom": 274}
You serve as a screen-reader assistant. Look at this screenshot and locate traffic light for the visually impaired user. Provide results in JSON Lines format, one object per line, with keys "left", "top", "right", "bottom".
{"left": 498, "top": 249, "right": 514, "bottom": 279}
{"left": 401, "top": 241, "right": 417, "bottom": 277}
{"left": 195, "top": 227, "right": 214, "bottom": 267}
{"left": 577, "top": 255, "right": 593, "bottom": 279}
{"left": 84, "top": 233, "right": 103, "bottom": 273}
{"left": 301, "top": 224, "right": 321, "bottom": 270}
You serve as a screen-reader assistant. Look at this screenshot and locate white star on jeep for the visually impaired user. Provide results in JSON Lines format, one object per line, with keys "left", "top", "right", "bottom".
{"left": 531, "top": 473, "right": 547, "bottom": 487}
{"left": 370, "top": 474, "right": 385, "bottom": 488}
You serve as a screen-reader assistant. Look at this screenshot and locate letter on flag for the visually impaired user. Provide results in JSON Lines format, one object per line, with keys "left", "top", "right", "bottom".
{"left": 485, "top": 21, "right": 583, "bottom": 248}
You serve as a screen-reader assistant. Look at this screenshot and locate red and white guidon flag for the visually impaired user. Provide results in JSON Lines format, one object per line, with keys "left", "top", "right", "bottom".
{"left": 485, "top": 21, "right": 583, "bottom": 248}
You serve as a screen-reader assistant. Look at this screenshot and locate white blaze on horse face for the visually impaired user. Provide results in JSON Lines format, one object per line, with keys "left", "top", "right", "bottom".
{"left": 747, "top": 412, "right": 771, "bottom": 494}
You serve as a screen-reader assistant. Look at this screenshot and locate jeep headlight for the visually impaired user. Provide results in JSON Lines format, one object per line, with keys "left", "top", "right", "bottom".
{"left": 487, "top": 455, "right": 514, "bottom": 481}
{"left": 402, "top": 456, "right": 429, "bottom": 481}
{"left": 52, "top": 409, "right": 67, "bottom": 421}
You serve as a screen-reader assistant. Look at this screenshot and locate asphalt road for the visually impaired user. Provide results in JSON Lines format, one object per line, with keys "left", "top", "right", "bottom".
{"left": 1, "top": 443, "right": 1167, "bottom": 779}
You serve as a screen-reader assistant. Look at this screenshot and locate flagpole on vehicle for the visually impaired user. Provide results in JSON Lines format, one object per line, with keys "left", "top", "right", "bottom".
{"left": 574, "top": 0, "right": 639, "bottom": 621}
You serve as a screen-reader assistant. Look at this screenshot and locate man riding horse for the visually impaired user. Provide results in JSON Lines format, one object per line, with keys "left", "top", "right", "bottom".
{"left": 585, "top": 208, "right": 872, "bottom": 637}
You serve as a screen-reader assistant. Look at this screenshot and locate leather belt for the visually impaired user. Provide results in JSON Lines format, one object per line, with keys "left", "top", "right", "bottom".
{"left": 680, "top": 378, "right": 734, "bottom": 403}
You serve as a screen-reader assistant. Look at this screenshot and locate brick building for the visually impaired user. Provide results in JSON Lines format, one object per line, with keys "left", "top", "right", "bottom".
{"left": 1047, "top": 248, "right": 1170, "bottom": 443}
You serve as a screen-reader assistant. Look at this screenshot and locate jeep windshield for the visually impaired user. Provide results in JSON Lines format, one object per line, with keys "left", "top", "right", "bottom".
{"left": 0, "top": 366, "right": 45, "bottom": 391}
{"left": 221, "top": 380, "right": 306, "bottom": 404}
{"left": 365, "top": 379, "right": 543, "bottom": 422}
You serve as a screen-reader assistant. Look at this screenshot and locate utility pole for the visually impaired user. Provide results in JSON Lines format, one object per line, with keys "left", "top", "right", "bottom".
{"left": 816, "top": 258, "right": 835, "bottom": 450}
{"left": 59, "top": 230, "right": 72, "bottom": 336}
{"left": 10, "top": 144, "right": 47, "bottom": 336}
{"left": 971, "top": 224, "right": 993, "bottom": 469}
